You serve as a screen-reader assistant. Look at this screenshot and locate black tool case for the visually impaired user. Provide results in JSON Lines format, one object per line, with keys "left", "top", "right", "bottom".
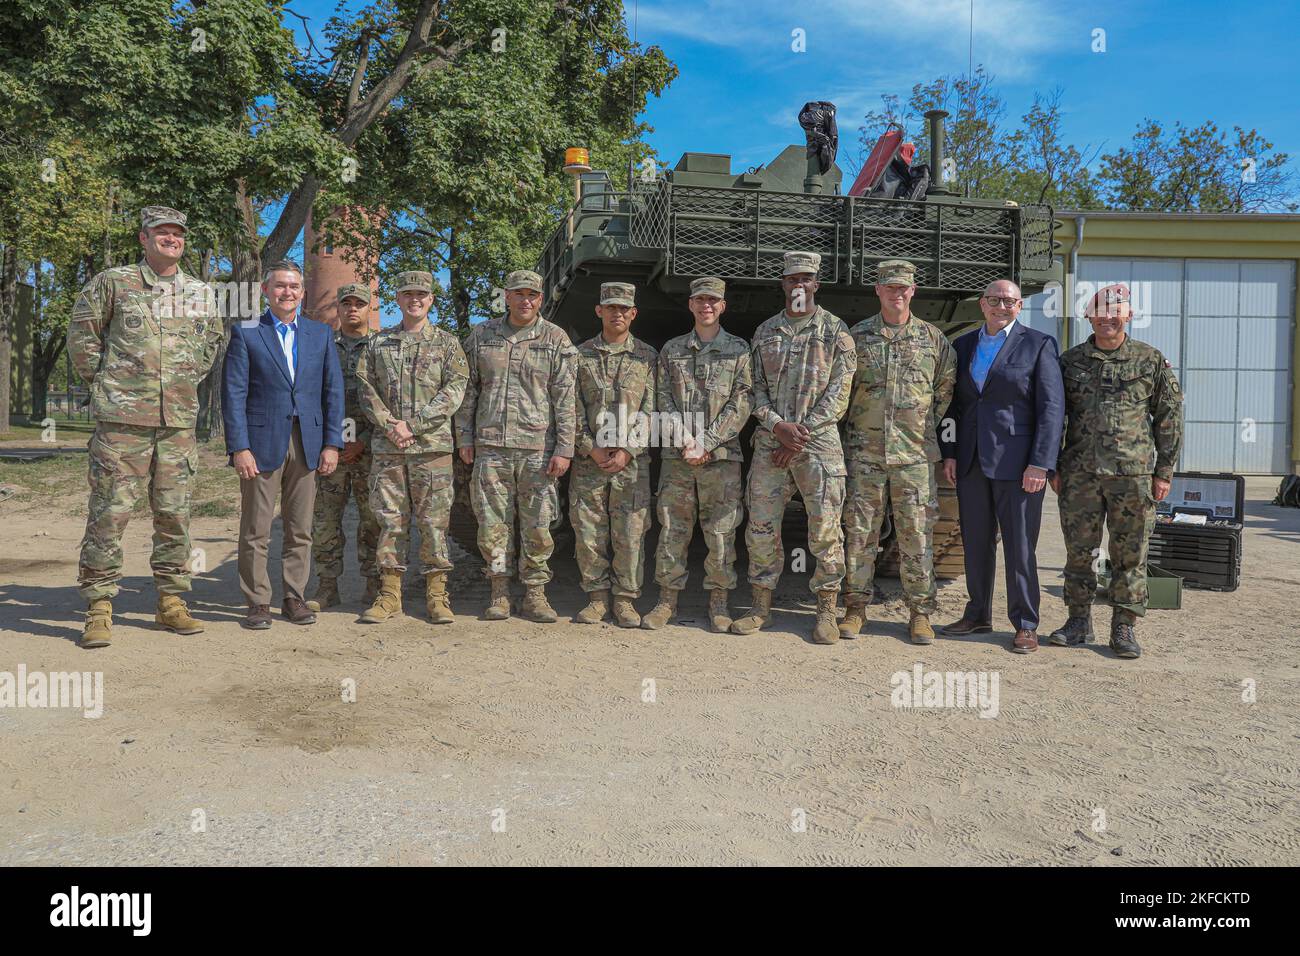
{"left": 1150, "top": 472, "right": 1244, "bottom": 591}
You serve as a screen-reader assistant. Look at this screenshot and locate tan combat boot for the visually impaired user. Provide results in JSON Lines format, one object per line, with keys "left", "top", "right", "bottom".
{"left": 576, "top": 589, "right": 610, "bottom": 624}
{"left": 641, "top": 588, "right": 679, "bottom": 630}
{"left": 519, "top": 584, "right": 557, "bottom": 623}
{"left": 81, "top": 598, "right": 113, "bottom": 649}
{"left": 909, "top": 611, "right": 935, "bottom": 645}
{"left": 811, "top": 589, "right": 839, "bottom": 644}
{"left": 612, "top": 597, "right": 641, "bottom": 629}
{"left": 425, "top": 570, "right": 454, "bottom": 624}
{"left": 730, "top": 586, "right": 773, "bottom": 635}
{"left": 156, "top": 594, "right": 204, "bottom": 635}
{"left": 307, "top": 576, "right": 340, "bottom": 613}
{"left": 708, "top": 590, "right": 732, "bottom": 633}
{"left": 362, "top": 576, "right": 380, "bottom": 605}
{"left": 483, "top": 576, "right": 512, "bottom": 621}
{"left": 840, "top": 601, "right": 866, "bottom": 640}
{"left": 360, "top": 570, "right": 404, "bottom": 623}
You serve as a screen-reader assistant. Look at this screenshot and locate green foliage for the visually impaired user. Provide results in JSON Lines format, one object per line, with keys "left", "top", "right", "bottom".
{"left": 854, "top": 68, "right": 1294, "bottom": 213}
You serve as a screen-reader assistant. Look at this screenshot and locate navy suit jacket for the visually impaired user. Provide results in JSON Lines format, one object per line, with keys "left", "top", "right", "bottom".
{"left": 222, "top": 310, "right": 344, "bottom": 473}
{"left": 939, "top": 321, "right": 1065, "bottom": 481}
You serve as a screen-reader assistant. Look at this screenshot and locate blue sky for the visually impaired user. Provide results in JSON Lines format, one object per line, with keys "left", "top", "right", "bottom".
{"left": 288, "top": 0, "right": 1297, "bottom": 193}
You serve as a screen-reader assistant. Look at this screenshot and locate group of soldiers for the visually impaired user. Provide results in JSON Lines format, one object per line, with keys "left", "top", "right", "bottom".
{"left": 72, "top": 204, "right": 1183, "bottom": 658}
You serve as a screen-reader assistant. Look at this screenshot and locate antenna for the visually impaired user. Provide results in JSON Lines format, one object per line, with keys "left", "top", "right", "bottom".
{"left": 627, "top": 0, "right": 641, "bottom": 193}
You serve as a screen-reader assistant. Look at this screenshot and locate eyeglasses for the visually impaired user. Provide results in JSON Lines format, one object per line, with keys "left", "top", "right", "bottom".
{"left": 982, "top": 296, "right": 1021, "bottom": 308}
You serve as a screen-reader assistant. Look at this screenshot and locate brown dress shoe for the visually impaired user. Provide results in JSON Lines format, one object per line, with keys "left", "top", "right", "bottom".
{"left": 1011, "top": 629, "right": 1039, "bottom": 654}
{"left": 281, "top": 597, "right": 318, "bottom": 625}
{"left": 245, "top": 604, "right": 273, "bottom": 630}
{"left": 940, "top": 616, "right": 993, "bottom": 636}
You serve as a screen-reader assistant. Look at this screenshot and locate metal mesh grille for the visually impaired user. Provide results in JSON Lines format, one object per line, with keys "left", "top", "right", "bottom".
{"left": 854, "top": 200, "right": 1017, "bottom": 291}
{"left": 629, "top": 179, "right": 670, "bottom": 249}
{"left": 669, "top": 185, "right": 845, "bottom": 281}
{"left": 1019, "top": 203, "right": 1055, "bottom": 271}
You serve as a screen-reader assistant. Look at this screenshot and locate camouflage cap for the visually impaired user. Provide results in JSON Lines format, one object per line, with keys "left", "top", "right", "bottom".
{"left": 141, "top": 205, "right": 187, "bottom": 231}
{"left": 396, "top": 271, "right": 434, "bottom": 294}
{"left": 782, "top": 251, "right": 821, "bottom": 277}
{"left": 337, "top": 283, "right": 371, "bottom": 305}
{"left": 1086, "top": 283, "right": 1131, "bottom": 316}
{"left": 504, "top": 269, "right": 544, "bottom": 292}
{"left": 599, "top": 282, "right": 636, "bottom": 307}
{"left": 689, "top": 276, "right": 726, "bottom": 298}
{"left": 876, "top": 259, "right": 917, "bottom": 285}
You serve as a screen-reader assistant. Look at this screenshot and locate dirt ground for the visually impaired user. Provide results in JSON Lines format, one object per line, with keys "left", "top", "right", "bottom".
{"left": 1, "top": 436, "right": 1297, "bottom": 866}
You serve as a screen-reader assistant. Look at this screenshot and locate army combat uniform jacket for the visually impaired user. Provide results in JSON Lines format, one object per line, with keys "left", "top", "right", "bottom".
{"left": 656, "top": 328, "right": 753, "bottom": 461}
{"left": 750, "top": 305, "right": 857, "bottom": 459}
{"left": 844, "top": 312, "right": 956, "bottom": 465}
{"left": 454, "top": 316, "right": 578, "bottom": 457}
{"left": 355, "top": 322, "right": 469, "bottom": 456}
{"left": 1058, "top": 335, "right": 1183, "bottom": 479}
{"left": 68, "top": 259, "right": 224, "bottom": 428}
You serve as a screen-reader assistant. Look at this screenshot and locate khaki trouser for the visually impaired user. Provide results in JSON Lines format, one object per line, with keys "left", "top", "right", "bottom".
{"left": 238, "top": 422, "right": 316, "bottom": 606}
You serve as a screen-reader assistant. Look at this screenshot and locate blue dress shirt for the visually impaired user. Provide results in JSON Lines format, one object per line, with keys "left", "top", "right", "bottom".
{"left": 971, "top": 317, "right": 1016, "bottom": 392}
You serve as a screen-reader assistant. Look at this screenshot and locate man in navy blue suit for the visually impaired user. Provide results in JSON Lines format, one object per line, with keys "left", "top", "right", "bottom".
{"left": 223, "top": 261, "right": 344, "bottom": 629}
{"left": 938, "top": 280, "right": 1064, "bottom": 653}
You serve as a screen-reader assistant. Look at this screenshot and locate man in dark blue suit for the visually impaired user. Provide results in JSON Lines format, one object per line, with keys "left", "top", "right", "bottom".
{"left": 938, "top": 280, "right": 1064, "bottom": 653}
{"left": 223, "top": 260, "right": 344, "bottom": 629}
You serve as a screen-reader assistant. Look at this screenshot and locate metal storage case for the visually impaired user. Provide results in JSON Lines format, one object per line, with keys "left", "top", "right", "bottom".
{"left": 1149, "top": 472, "right": 1245, "bottom": 591}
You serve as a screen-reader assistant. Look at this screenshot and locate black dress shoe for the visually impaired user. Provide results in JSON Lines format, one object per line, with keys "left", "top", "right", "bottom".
{"left": 940, "top": 616, "right": 993, "bottom": 636}
{"left": 282, "top": 597, "right": 318, "bottom": 625}
{"left": 244, "top": 604, "right": 272, "bottom": 630}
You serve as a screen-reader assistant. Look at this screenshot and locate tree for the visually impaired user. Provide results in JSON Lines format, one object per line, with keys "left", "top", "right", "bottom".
{"left": 1098, "top": 120, "right": 1296, "bottom": 213}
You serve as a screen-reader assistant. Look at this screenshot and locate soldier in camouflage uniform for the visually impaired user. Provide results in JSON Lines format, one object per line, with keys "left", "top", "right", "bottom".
{"left": 732, "top": 251, "right": 857, "bottom": 644}
{"left": 68, "top": 205, "right": 224, "bottom": 649}
{"left": 571, "top": 282, "right": 658, "bottom": 628}
{"left": 308, "top": 284, "right": 380, "bottom": 610}
{"left": 643, "top": 276, "right": 753, "bottom": 633}
{"left": 455, "top": 269, "right": 578, "bottom": 622}
{"left": 841, "top": 259, "right": 956, "bottom": 645}
{"left": 1049, "top": 283, "right": 1183, "bottom": 658}
{"left": 354, "top": 271, "right": 468, "bottom": 625}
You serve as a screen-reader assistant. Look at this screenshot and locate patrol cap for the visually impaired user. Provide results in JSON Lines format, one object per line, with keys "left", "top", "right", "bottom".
{"left": 505, "top": 269, "right": 544, "bottom": 292}
{"left": 396, "top": 271, "right": 434, "bottom": 294}
{"left": 337, "top": 283, "right": 371, "bottom": 305}
{"left": 876, "top": 259, "right": 917, "bottom": 285}
{"left": 599, "top": 282, "right": 636, "bottom": 307}
{"left": 782, "top": 251, "right": 821, "bottom": 277}
{"left": 689, "top": 276, "right": 726, "bottom": 298}
{"left": 141, "top": 205, "right": 187, "bottom": 232}
{"left": 1086, "top": 283, "right": 1131, "bottom": 316}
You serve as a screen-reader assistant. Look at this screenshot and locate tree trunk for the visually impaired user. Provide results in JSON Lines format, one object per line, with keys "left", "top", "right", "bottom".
{"left": 0, "top": 243, "right": 17, "bottom": 434}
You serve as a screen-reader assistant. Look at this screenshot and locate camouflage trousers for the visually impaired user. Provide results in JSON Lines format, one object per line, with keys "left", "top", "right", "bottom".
{"left": 843, "top": 459, "right": 939, "bottom": 613}
{"left": 370, "top": 452, "right": 454, "bottom": 574}
{"left": 1060, "top": 471, "right": 1156, "bottom": 618}
{"left": 470, "top": 446, "right": 558, "bottom": 585}
{"left": 744, "top": 450, "right": 846, "bottom": 594}
{"left": 78, "top": 422, "right": 197, "bottom": 601}
{"left": 312, "top": 456, "right": 380, "bottom": 583}
{"left": 654, "top": 457, "right": 744, "bottom": 592}
{"left": 570, "top": 455, "right": 650, "bottom": 597}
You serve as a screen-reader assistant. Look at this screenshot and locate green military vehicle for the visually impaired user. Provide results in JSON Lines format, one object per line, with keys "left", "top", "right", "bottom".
{"left": 456, "top": 106, "right": 1062, "bottom": 580}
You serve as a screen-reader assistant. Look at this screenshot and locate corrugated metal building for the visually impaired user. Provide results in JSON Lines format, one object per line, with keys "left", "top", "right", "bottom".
{"left": 1022, "top": 212, "right": 1300, "bottom": 474}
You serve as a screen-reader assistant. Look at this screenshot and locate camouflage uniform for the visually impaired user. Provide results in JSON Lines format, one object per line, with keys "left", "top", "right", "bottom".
{"left": 355, "top": 312, "right": 469, "bottom": 575}
{"left": 68, "top": 212, "right": 224, "bottom": 601}
{"left": 843, "top": 311, "right": 956, "bottom": 613}
{"left": 653, "top": 325, "right": 752, "bottom": 592}
{"left": 312, "top": 321, "right": 380, "bottom": 585}
{"left": 455, "top": 293, "right": 578, "bottom": 585}
{"left": 1058, "top": 334, "right": 1183, "bottom": 618}
{"left": 571, "top": 319, "right": 658, "bottom": 598}
{"left": 746, "top": 304, "right": 857, "bottom": 593}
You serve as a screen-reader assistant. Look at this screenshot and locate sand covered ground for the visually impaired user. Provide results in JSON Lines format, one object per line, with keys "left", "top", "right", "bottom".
{"left": 1, "top": 437, "right": 1297, "bottom": 865}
